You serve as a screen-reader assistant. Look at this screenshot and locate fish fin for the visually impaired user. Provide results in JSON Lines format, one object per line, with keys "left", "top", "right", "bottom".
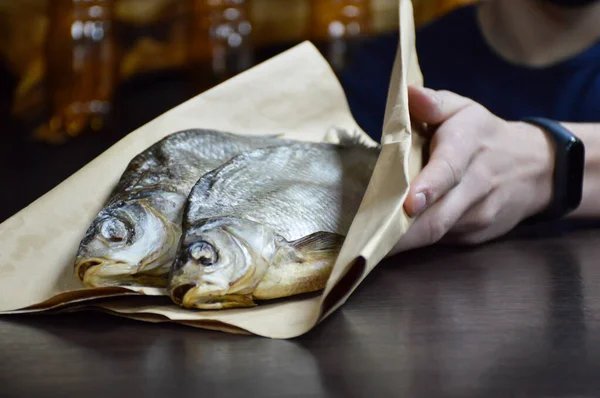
{"left": 252, "top": 232, "right": 344, "bottom": 300}
{"left": 179, "top": 291, "right": 256, "bottom": 309}
{"left": 198, "top": 295, "right": 257, "bottom": 309}
{"left": 289, "top": 231, "right": 346, "bottom": 262}
{"left": 324, "top": 126, "right": 379, "bottom": 149}
{"left": 220, "top": 294, "right": 257, "bottom": 309}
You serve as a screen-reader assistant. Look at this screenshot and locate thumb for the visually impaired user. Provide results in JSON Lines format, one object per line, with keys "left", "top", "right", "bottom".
{"left": 408, "top": 86, "right": 473, "bottom": 126}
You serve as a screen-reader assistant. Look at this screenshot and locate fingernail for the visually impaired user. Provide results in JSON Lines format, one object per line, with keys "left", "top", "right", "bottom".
{"left": 413, "top": 192, "right": 427, "bottom": 216}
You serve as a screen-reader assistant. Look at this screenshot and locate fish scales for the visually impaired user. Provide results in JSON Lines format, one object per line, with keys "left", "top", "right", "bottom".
{"left": 110, "top": 129, "right": 290, "bottom": 202}
{"left": 184, "top": 143, "right": 376, "bottom": 240}
{"left": 74, "top": 129, "right": 294, "bottom": 288}
{"left": 169, "top": 140, "right": 381, "bottom": 309}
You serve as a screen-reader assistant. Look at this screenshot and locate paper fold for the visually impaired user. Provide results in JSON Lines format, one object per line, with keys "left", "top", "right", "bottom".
{"left": 0, "top": 0, "right": 424, "bottom": 339}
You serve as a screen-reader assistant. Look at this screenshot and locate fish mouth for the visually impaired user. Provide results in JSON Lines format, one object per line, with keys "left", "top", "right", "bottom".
{"left": 76, "top": 258, "right": 104, "bottom": 283}
{"left": 172, "top": 284, "right": 256, "bottom": 309}
{"left": 75, "top": 258, "right": 169, "bottom": 288}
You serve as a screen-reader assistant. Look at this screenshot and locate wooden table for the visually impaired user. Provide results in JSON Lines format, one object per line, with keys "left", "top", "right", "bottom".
{"left": 2, "top": 220, "right": 600, "bottom": 397}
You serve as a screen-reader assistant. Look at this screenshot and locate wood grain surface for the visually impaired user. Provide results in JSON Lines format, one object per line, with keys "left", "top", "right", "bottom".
{"left": 2, "top": 220, "right": 600, "bottom": 398}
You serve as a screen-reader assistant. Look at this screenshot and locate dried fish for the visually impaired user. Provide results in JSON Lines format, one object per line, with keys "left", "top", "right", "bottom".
{"left": 75, "top": 129, "right": 292, "bottom": 288}
{"left": 169, "top": 137, "right": 380, "bottom": 309}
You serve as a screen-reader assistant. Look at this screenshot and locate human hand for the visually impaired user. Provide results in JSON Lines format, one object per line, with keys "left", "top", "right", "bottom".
{"left": 390, "top": 86, "right": 556, "bottom": 255}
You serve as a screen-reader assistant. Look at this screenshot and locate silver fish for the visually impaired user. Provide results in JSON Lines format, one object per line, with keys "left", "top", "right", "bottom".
{"left": 168, "top": 138, "right": 380, "bottom": 309}
{"left": 75, "top": 129, "right": 294, "bottom": 288}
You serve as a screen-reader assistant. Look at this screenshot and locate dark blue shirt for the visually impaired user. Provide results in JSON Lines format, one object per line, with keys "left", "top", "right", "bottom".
{"left": 340, "top": 4, "right": 600, "bottom": 142}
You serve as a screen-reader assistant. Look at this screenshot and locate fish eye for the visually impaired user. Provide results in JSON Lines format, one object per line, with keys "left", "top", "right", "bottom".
{"left": 98, "top": 218, "right": 130, "bottom": 244}
{"left": 188, "top": 241, "right": 218, "bottom": 266}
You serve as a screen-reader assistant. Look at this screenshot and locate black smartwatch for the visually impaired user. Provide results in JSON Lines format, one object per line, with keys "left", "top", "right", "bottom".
{"left": 521, "top": 117, "right": 585, "bottom": 222}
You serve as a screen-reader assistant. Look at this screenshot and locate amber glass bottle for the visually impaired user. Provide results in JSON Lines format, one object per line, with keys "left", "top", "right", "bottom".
{"left": 116, "top": 0, "right": 191, "bottom": 80}
{"left": 43, "top": 0, "right": 118, "bottom": 143}
{"left": 188, "top": 0, "right": 253, "bottom": 87}
{"left": 309, "top": 0, "right": 371, "bottom": 72}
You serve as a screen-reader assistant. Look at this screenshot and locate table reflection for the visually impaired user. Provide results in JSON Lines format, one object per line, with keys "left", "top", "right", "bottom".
{"left": 1, "top": 224, "right": 600, "bottom": 397}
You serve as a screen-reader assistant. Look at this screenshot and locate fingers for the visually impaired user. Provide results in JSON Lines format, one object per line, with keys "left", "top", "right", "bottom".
{"left": 407, "top": 86, "right": 473, "bottom": 126}
{"left": 443, "top": 216, "right": 514, "bottom": 246}
{"left": 442, "top": 157, "right": 497, "bottom": 235}
{"left": 449, "top": 197, "right": 500, "bottom": 236}
{"left": 404, "top": 86, "right": 481, "bottom": 218}
{"left": 392, "top": 86, "right": 523, "bottom": 255}
{"left": 404, "top": 122, "right": 479, "bottom": 217}
{"left": 393, "top": 164, "right": 492, "bottom": 254}
{"left": 445, "top": 189, "right": 522, "bottom": 245}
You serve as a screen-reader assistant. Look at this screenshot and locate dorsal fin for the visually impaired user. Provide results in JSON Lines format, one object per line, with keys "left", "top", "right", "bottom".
{"left": 324, "top": 126, "right": 380, "bottom": 149}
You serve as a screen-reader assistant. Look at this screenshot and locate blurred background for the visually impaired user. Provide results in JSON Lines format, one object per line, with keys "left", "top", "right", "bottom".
{"left": 0, "top": 0, "right": 477, "bottom": 222}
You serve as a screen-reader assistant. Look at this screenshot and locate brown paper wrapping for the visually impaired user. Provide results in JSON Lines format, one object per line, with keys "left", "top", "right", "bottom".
{"left": 0, "top": 0, "right": 424, "bottom": 339}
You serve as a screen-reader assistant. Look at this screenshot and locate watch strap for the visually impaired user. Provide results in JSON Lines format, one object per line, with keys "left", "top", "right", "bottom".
{"left": 521, "top": 117, "right": 585, "bottom": 222}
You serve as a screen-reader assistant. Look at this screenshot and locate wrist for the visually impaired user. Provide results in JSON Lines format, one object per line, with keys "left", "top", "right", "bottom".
{"left": 510, "top": 121, "right": 556, "bottom": 217}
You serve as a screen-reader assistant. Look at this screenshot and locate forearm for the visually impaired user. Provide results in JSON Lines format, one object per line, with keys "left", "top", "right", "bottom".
{"left": 562, "top": 123, "right": 600, "bottom": 218}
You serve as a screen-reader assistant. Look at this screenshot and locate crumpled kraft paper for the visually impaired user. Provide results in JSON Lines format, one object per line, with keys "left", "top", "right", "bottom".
{"left": 0, "top": 0, "right": 424, "bottom": 339}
